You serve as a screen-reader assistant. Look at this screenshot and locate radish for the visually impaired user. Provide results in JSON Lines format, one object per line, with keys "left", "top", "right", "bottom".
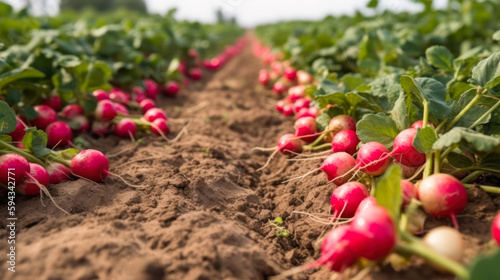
{"left": 355, "top": 196, "right": 377, "bottom": 215}
{"left": 287, "top": 85, "right": 306, "bottom": 102}
{"left": 144, "top": 108, "right": 167, "bottom": 122}
{"left": 277, "top": 134, "right": 302, "bottom": 155}
{"left": 258, "top": 69, "right": 270, "bottom": 86}
{"left": 493, "top": 212, "right": 500, "bottom": 246}
{"left": 182, "top": 77, "right": 190, "bottom": 87}
{"left": 140, "top": 99, "right": 156, "bottom": 113}
{"left": 294, "top": 117, "right": 317, "bottom": 143}
{"left": 319, "top": 152, "right": 356, "bottom": 185}
{"left": 391, "top": 128, "right": 426, "bottom": 167}
{"left": 109, "top": 90, "right": 130, "bottom": 105}
{"left": 61, "top": 104, "right": 84, "bottom": 119}
{"left": 144, "top": 79, "right": 160, "bottom": 99}
{"left": 8, "top": 117, "right": 27, "bottom": 141}
{"left": 151, "top": 118, "right": 169, "bottom": 136}
{"left": 297, "top": 70, "right": 314, "bottom": 85}
{"left": 115, "top": 118, "right": 137, "bottom": 138}
{"left": 401, "top": 179, "right": 417, "bottom": 207}
{"left": 32, "top": 105, "right": 57, "bottom": 130}
{"left": 411, "top": 120, "right": 437, "bottom": 129}
{"left": 284, "top": 67, "right": 297, "bottom": 81}
{"left": 423, "top": 226, "right": 464, "bottom": 263}
{"left": 296, "top": 107, "right": 318, "bottom": 119}
{"left": 70, "top": 149, "right": 109, "bottom": 182}
{"left": 330, "top": 182, "right": 369, "bottom": 219}
{"left": 417, "top": 173, "right": 468, "bottom": 228}
{"left": 189, "top": 68, "right": 203, "bottom": 80}
{"left": 282, "top": 104, "right": 294, "bottom": 117}
{"left": 92, "top": 90, "right": 109, "bottom": 101}
{"left": 95, "top": 100, "right": 117, "bottom": 122}
{"left": 165, "top": 81, "right": 180, "bottom": 97}
{"left": 350, "top": 204, "right": 396, "bottom": 260}
{"left": 41, "top": 95, "right": 62, "bottom": 111}
{"left": 275, "top": 100, "right": 285, "bottom": 113}
{"left": 401, "top": 164, "right": 420, "bottom": 179}
{"left": 47, "top": 163, "right": 72, "bottom": 184}
{"left": 188, "top": 49, "right": 198, "bottom": 58}
{"left": 293, "top": 98, "right": 310, "bottom": 113}
{"left": 355, "top": 142, "right": 391, "bottom": 176}
{"left": 45, "top": 121, "right": 73, "bottom": 147}
{"left": 0, "top": 154, "right": 30, "bottom": 185}
{"left": 69, "top": 115, "right": 90, "bottom": 132}
{"left": 328, "top": 115, "right": 356, "bottom": 137}
{"left": 273, "top": 81, "right": 287, "bottom": 95}
{"left": 271, "top": 61, "right": 283, "bottom": 75}
{"left": 17, "top": 163, "right": 49, "bottom": 196}
{"left": 114, "top": 103, "right": 130, "bottom": 116}
{"left": 331, "top": 130, "right": 360, "bottom": 155}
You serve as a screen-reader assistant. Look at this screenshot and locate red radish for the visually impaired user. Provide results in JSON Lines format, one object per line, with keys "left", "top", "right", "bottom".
{"left": 115, "top": 118, "right": 137, "bottom": 138}
{"left": 282, "top": 104, "right": 294, "bottom": 117}
{"left": 273, "top": 81, "right": 287, "bottom": 95}
{"left": 423, "top": 226, "right": 464, "bottom": 263}
{"left": 297, "top": 70, "right": 314, "bottom": 85}
{"left": 319, "top": 152, "right": 356, "bottom": 185}
{"left": 92, "top": 90, "right": 109, "bottom": 101}
{"left": 8, "top": 117, "right": 26, "bottom": 140}
{"left": 114, "top": 103, "right": 129, "bottom": 116}
{"left": 61, "top": 104, "right": 84, "bottom": 119}
{"left": 284, "top": 67, "right": 297, "bottom": 81}
{"left": 46, "top": 121, "right": 73, "bottom": 147}
{"left": 275, "top": 100, "right": 285, "bottom": 113}
{"left": 41, "top": 95, "right": 62, "bottom": 111}
{"left": 355, "top": 142, "right": 391, "bottom": 176}
{"left": 293, "top": 98, "right": 310, "bottom": 113}
{"left": 32, "top": 105, "right": 57, "bottom": 130}
{"left": 47, "top": 163, "right": 72, "bottom": 184}
{"left": 330, "top": 182, "right": 369, "bottom": 219}
{"left": 391, "top": 128, "right": 425, "bottom": 167}
{"left": 0, "top": 154, "right": 30, "bottom": 185}
{"left": 331, "top": 130, "right": 360, "bottom": 155}
{"left": 328, "top": 115, "right": 356, "bottom": 138}
{"left": 69, "top": 115, "right": 90, "bottom": 132}
{"left": 165, "top": 81, "right": 180, "bottom": 97}
{"left": 17, "top": 163, "right": 49, "bottom": 196}
{"left": 144, "top": 108, "right": 167, "bottom": 122}
{"left": 355, "top": 196, "right": 377, "bottom": 215}
{"left": 140, "top": 99, "right": 156, "bottom": 113}
{"left": 258, "top": 69, "right": 270, "bottom": 86}
{"left": 277, "top": 134, "right": 302, "bottom": 155}
{"left": 350, "top": 205, "right": 396, "bottom": 260}
{"left": 401, "top": 164, "right": 420, "bottom": 179}
{"left": 401, "top": 179, "right": 417, "bottom": 207}
{"left": 287, "top": 85, "right": 306, "bottom": 102}
{"left": 70, "top": 149, "right": 109, "bottom": 182}
{"left": 144, "top": 79, "right": 160, "bottom": 99}
{"left": 151, "top": 118, "right": 169, "bottom": 136}
{"left": 411, "top": 120, "right": 437, "bottom": 129}
{"left": 95, "top": 100, "right": 117, "bottom": 122}
{"left": 182, "top": 77, "right": 190, "bottom": 87}
{"left": 271, "top": 61, "right": 283, "bottom": 75}
{"left": 493, "top": 212, "right": 500, "bottom": 246}
{"left": 189, "top": 68, "right": 203, "bottom": 80}
{"left": 294, "top": 117, "right": 318, "bottom": 143}
{"left": 417, "top": 173, "right": 468, "bottom": 228}
{"left": 178, "top": 62, "right": 187, "bottom": 74}
{"left": 188, "top": 49, "right": 198, "bottom": 58}
{"left": 109, "top": 91, "right": 130, "bottom": 105}
{"left": 296, "top": 107, "right": 318, "bottom": 119}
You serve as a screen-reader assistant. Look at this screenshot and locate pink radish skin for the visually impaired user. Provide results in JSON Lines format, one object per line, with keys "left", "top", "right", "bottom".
{"left": 165, "top": 81, "right": 180, "bottom": 97}
{"left": 115, "top": 119, "right": 137, "bottom": 138}
{"left": 69, "top": 115, "right": 90, "bottom": 132}
{"left": 109, "top": 91, "right": 130, "bottom": 105}
{"left": 0, "top": 154, "right": 30, "bottom": 185}
{"left": 277, "top": 134, "right": 302, "bottom": 155}
{"left": 355, "top": 196, "right": 378, "bottom": 215}
{"left": 350, "top": 205, "right": 396, "bottom": 260}
{"left": 41, "top": 95, "right": 62, "bottom": 111}
{"left": 294, "top": 117, "right": 318, "bottom": 143}
{"left": 330, "top": 182, "right": 369, "bottom": 219}
{"left": 271, "top": 62, "right": 283, "bottom": 75}
{"left": 401, "top": 179, "right": 417, "bottom": 207}
{"left": 70, "top": 149, "right": 109, "bottom": 183}
{"left": 287, "top": 85, "right": 306, "bottom": 102}
{"left": 411, "top": 120, "right": 437, "bottom": 129}
{"left": 258, "top": 70, "right": 270, "bottom": 86}
{"left": 8, "top": 117, "right": 26, "bottom": 140}
{"left": 189, "top": 68, "right": 203, "bottom": 80}
{"left": 328, "top": 115, "right": 356, "bottom": 139}
{"left": 151, "top": 118, "right": 169, "bottom": 136}
{"left": 417, "top": 173, "right": 467, "bottom": 228}
{"left": 282, "top": 104, "right": 294, "bottom": 117}
{"left": 391, "top": 128, "right": 425, "bottom": 167}
{"left": 144, "top": 108, "right": 167, "bottom": 122}
{"left": 273, "top": 81, "right": 287, "bottom": 95}
{"left": 275, "top": 100, "right": 285, "bottom": 113}
{"left": 319, "top": 152, "right": 356, "bottom": 185}
{"left": 32, "top": 105, "right": 57, "bottom": 130}
{"left": 355, "top": 142, "right": 391, "bottom": 176}
{"left": 93, "top": 90, "right": 109, "bottom": 101}
{"left": 47, "top": 163, "right": 72, "bottom": 184}
{"left": 46, "top": 121, "right": 73, "bottom": 147}
{"left": 401, "top": 164, "right": 419, "bottom": 179}
{"left": 140, "top": 99, "right": 156, "bottom": 114}
{"left": 331, "top": 130, "right": 360, "bottom": 155}
{"left": 296, "top": 107, "right": 318, "bottom": 119}
{"left": 17, "top": 163, "right": 49, "bottom": 196}
{"left": 114, "top": 103, "right": 129, "bottom": 116}
{"left": 492, "top": 212, "right": 500, "bottom": 246}
{"left": 95, "top": 100, "right": 117, "bottom": 122}
{"left": 284, "top": 67, "right": 297, "bottom": 81}
{"left": 144, "top": 79, "right": 160, "bottom": 99}
{"left": 297, "top": 70, "right": 314, "bottom": 85}
{"left": 61, "top": 104, "right": 84, "bottom": 119}
{"left": 293, "top": 98, "right": 311, "bottom": 113}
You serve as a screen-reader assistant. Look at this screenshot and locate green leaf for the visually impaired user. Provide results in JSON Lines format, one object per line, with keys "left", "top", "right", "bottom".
{"left": 400, "top": 76, "right": 453, "bottom": 120}
{"left": 81, "top": 61, "right": 112, "bottom": 92}
{"left": 479, "top": 154, "right": 500, "bottom": 170}
{"left": 356, "top": 113, "right": 399, "bottom": 148}
{"left": 60, "top": 148, "right": 79, "bottom": 160}
{"left": 0, "top": 67, "right": 45, "bottom": 90}
{"left": 494, "top": 31, "right": 500, "bottom": 41}
{"left": 21, "top": 129, "right": 52, "bottom": 158}
{"left": 425, "top": 45, "right": 454, "bottom": 73}
{"left": 0, "top": 101, "right": 17, "bottom": 134}
{"left": 0, "top": 134, "right": 12, "bottom": 142}
{"left": 391, "top": 92, "right": 409, "bottom": 131}
{"left": 367, "top": 0, "right": 379, "bottom": 8}
{"left": 413, "top": 127, "right": 437, "bottom": 153}
{"left": 433, "top": 127, "right": 500, "bottom": 153}
{"left": 451, "top": 90, "right": 492, "bottom": 127}
{"left": 18, "top": 106, "right": 38, "bottom": 121}
{"left": 375, "top": 164, "right": 402, "bottom": 220}
{"left": 469, "top": 250, "right": 500, "bottom": 280}
{"left": 273, "top": 217, "right": 283, "bottom": 224}
{"left": 315, "top": 89, "right": 348, "bottom": 109}
{"left": 470, "top": 52, "right": 500, "bottom": 94}
{"left": 447, "top": 151, "right": 474, "bottom": 169}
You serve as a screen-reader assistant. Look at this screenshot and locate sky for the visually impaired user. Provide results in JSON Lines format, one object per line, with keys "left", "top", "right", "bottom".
{"left": 2, "top": 0, "right": 448, "bottom": 27}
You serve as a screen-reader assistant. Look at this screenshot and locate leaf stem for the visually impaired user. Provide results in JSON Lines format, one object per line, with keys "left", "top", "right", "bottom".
{"left": 303, "top": 143, "right": 331, "bottom": 152}
{"left": 468, "top": 98, "right": 500, "bottom": 129}
{"left": 445, "top": 88, "right": 482, "bottom": 131}
{"left": 423, "top": 152, "right": 433, "bottom": 179}
{"left": 434, "top": 149, "right": 441, "bottom": 173}
{"left": 463, "top": 183, "right": 500, "bottom": 194}
{"left": 0, "top": 140, "right": 44, "bottom": 165}
{"left": 422, "top": 101, "right": 429, "bottom": 128}
{"left": 303, "top": 131, "right": 327, "bottom": 149}
{"left": 460, "top": 170, "right": 485, "bottom": 183}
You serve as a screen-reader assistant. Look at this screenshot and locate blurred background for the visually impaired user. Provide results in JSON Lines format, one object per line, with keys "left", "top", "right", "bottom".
{"left": 1, "top": 0, "right": 448, "bottom": 26}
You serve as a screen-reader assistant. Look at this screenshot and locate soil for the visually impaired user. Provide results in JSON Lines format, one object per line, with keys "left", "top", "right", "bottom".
{"left": 1, "top": 40, "right": 499, "bottom": 280}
